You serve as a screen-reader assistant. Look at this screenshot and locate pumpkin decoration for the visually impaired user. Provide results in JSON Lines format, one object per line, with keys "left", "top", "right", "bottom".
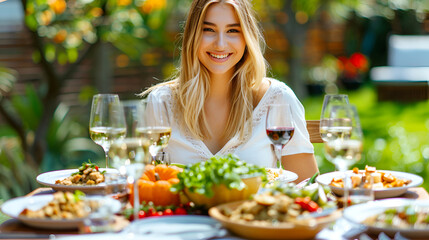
{"left": 129, "top": 164, "right": 182, "bottom": 206}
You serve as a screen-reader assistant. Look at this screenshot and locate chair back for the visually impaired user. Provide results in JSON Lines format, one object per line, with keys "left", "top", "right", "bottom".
{"left": 306, "top": 120, "right": 323, "bottom": 143}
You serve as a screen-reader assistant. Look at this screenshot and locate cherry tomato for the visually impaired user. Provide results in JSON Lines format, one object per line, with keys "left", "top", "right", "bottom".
{"left": 95, "top": 166, "right": 99, "bottom": 171}
{"left": 147, "top": 208, "right": 156, "bottom": 216}
{"left": 163, "top": 209, "right": 174, "bottom": 216}
{"left": 294, "top": 197, "right": 307, "bottom": 209}
{"left": 294, "top": 197, "right": 319, "bottom": 212}
{"left": 155, "top": 211, "right": 164, "bottom": 217}
{"left": 174, "top": 207, "right": 187, "bottom": 215}
{"left": 306, "top": 201, "right": 320, "bottom": 212}
{"left": 138, "top": 210, "right": 147, "bottom": 219}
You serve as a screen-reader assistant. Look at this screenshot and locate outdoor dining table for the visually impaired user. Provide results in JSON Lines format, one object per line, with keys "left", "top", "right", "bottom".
{"left": 1, "top": 187, "right": 428, "bottom": 240}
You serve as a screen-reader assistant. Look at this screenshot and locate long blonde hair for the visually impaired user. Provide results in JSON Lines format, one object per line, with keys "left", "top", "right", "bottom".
{"left": 144, "top": 0, "right": 267, "bottom": 140}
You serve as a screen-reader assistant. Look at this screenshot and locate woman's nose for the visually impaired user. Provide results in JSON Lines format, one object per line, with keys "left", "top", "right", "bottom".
{"left": 214, "top": 33, "right": 227, "bottom": 50}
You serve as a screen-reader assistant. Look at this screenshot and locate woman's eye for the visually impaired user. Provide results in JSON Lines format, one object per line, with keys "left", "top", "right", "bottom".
{"left": 203, "top": 28, "right": 214, "bottom": 32}
{"left": 228, "top": 29, "right": 240, "bottom": 33}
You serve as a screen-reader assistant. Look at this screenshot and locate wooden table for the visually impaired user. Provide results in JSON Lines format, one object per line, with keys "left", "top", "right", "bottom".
{"left": 1, "top": 187, "right": 428, "bottom": 239}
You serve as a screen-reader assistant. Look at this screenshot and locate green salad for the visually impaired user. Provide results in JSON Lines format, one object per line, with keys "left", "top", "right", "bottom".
{"left": 171, "top": 154, "right": 267, "bottom": 197}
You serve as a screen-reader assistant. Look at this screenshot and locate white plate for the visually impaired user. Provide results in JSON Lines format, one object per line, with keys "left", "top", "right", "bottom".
{"left": 1, "top": 194, "right": 121, "bottom": 230}
{"left": 316, "top": 170, "right": 423, "bottom": 199}
{"left": 123, "top": 215, "right": 228, "bottom": 239}
{"left": 37, "top": 168, "right": 118, "bottom": 194}
{"left": 57, "top": 233, "right": 170, "bottom": 240}
{"left": 266, "top": 168, "right": 298, "bottom": 183}
{"left": 343, "top": 198, "right": 429, "bottom": 238}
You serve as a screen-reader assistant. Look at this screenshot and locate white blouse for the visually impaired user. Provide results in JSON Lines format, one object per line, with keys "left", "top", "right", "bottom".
{"left": 147, "top": 78, "right": 314, "bottom": 168}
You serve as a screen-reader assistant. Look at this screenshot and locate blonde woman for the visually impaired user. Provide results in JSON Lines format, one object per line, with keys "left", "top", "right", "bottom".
{"left": 144, "top": 0, "right": 318, "bottom": 182}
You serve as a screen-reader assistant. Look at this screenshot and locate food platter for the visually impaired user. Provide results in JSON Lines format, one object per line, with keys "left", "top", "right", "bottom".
{"left": 266, "top": 168, "right": 298, "bottom": 183}
{"left": 0, "top": 194, "right": 121, "bottom": 230}
{"left": 343, "top": 198, "right": 429, "bottom": 238}
{"left": 208, "top": 200, "right": 340, "bottom": 240}
{"left": 316, "top": 170, "right": 423, "bottom": 199}
{"left": 36, "top": 168, "right": 118, "bottom": 194}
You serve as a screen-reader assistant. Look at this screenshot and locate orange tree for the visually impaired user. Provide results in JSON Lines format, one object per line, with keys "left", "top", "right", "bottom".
{"left": 0, "top": 0, "right": 186, "bottom": 172}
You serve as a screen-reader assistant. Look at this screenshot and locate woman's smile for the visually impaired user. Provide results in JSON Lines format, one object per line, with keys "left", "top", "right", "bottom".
{"left": 208, "top": 52, "right": 232, "bottom": 62}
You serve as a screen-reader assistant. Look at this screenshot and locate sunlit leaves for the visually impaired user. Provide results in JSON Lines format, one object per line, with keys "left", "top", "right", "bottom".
{"left": 24, "top": 0, "right": 175, "bottom": 64}
{"left": 44, "top": 44, "right": 56, "bottom": 62}
{"left": 354, "top": 0, "right": 429, "bottom": 20}
{"left": 0, "top": 68, "right": 17, "bottom": 98}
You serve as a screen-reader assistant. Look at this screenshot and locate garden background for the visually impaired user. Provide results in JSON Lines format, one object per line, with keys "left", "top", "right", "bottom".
{"left": 0, "top": 0, "right": 428, "bottom": 210}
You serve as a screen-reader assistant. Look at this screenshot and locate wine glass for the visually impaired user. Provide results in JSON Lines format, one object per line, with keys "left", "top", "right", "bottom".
{"left": 89, "top": 94, "right": 126, "bottom": 168}
{"left": 320, "top": 94, "right": 350, "bottom": 142}
{"left": 108, "top": 100, "right": 151, "bottom": 220}
{"left": 266, "top": 103, "right": 295, "bottom": 169}
{"left": 136, "top": 98, "right": 171, "bottom": 165}
{"left": 323, "top": 104, "right": 363, "bottom": 208}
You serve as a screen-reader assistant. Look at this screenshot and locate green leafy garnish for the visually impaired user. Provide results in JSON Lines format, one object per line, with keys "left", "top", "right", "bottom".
{"left": 171, "top": 154, "right": 267, "bottom": 198}
{"left": 71, "top": 159, "right": 101, "bottom": 176}
{"left": 305, "top": 172, "right": 320, "bottom": 186}
{"left": 73, "top": 190, "right": 86, "bottom": 202}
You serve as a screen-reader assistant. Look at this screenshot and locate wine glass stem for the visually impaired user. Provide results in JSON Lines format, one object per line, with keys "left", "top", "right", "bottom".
{"left": 132, "top": 177, "right": 139, "bottom": 221}
{"left": 104, "top": 151, "right": 109, "bottom": 169}
{"left": 274, "top": 145, "right": 283, "bottom": 169}
{"left": 337, "top": 163, "right": 350, "bottom": 209}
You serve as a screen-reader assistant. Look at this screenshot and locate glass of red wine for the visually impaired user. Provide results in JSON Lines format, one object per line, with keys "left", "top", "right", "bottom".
{"left": 266, "top": 103, "right": 295, "bottom": 169}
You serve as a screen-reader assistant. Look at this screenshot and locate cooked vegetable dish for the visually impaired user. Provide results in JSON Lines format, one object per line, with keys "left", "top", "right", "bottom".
{"left": 364, "top": 205, "right": 429, "bottom": 229}
{"left": 220, "top": 183, "right": 337, "bottom": 225}
{"left": 19, "top": 191, "right": 95, "bottom": 219}
{"left": 55, "top": 161, "right": 105, "bottom": 185}
{"left": 330, "top": 166, "right": 411, "bottom": 189}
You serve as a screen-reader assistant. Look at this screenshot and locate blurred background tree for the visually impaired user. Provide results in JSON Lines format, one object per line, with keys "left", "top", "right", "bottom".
{"left": 0, "top": 0, "right": 188, "bottom": 198}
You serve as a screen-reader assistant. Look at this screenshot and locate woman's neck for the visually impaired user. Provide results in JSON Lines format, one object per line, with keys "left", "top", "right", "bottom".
{"left": 208, "top": 71, "right": 233, "bottom": 100}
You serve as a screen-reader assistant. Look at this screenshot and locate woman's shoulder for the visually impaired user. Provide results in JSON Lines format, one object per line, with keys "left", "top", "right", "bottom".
{"left": 147, "top": 82, "right": 174, "bottom": 98}
{"left": 265, "top": 77, "right": 295, "bottom": 96}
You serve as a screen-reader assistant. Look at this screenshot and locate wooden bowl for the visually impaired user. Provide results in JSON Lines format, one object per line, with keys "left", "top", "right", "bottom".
{"left": 184, "top": 176, "right": 262, "bottom": 208}
{"left": 209, "top": 200, "right": 341, "bottom": 240}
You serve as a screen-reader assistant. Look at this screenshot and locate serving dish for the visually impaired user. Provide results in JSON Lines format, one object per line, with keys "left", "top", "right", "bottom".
{"left": 184, "top": 175, "right": 262, "bottom": 208}
{"left": 343, "top": 198, "right": 429, "bottom": 238}
{"left": 1, "top": 194, "right": 121, "bottom": 230}
{"left": 316, "top": 170, "right": 423, "bottom": 199}
{"left": 208, "top": 200, "right": 340, "bottom": 240}
{"left": 37, "top": 168, "right": 118, "bottom": 194}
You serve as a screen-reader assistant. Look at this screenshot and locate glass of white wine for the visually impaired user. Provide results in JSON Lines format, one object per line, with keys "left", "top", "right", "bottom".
{"left": 89, "top": 94, "right": 126, "bottom": 168}
{"left": 320, "top": 94, "right": 350, "bottom": 142}
{"left": 136, "top": 98, "right": 171, "bottom": 165}
{"left": 108, "top": 100, "right": 150, "bottom": 221}
{"left": 323, "top": 104, "right": 363, "bottom": 208}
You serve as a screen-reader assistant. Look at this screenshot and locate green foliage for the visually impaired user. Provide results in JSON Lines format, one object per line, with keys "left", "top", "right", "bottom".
{"left": 0, "top": 138, "right": 38, "bottom": 201}
{"left": 7, "top": 85, "right": 99, "bottom": 168}
{"left": 0, "top": 67, "right": 17, "bottom": 99}
{"left": 24, "top": 0, "right": 186, "bottom": 64}
{"left": 303, "top": 86, "right": 429, "bottom": 191}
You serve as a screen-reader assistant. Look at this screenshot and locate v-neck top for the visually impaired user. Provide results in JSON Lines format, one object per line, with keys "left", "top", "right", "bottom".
{"left": 147, "top": 78, "right": 314, "bottom": 168}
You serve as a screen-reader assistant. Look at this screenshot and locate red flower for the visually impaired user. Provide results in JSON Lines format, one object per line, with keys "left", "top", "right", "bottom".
{"left": 337, "top": 53, "right": 369, "bottom": 78}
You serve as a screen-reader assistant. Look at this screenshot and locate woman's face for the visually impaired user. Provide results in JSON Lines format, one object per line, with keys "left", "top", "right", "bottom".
{"left": 197, "top": 3, "right": 246, "bottom": 79}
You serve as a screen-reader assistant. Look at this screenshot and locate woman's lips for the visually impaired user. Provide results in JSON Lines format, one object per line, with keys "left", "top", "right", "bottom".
{"left": 207, "top": 52, "right": 232, "bottom": 62}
